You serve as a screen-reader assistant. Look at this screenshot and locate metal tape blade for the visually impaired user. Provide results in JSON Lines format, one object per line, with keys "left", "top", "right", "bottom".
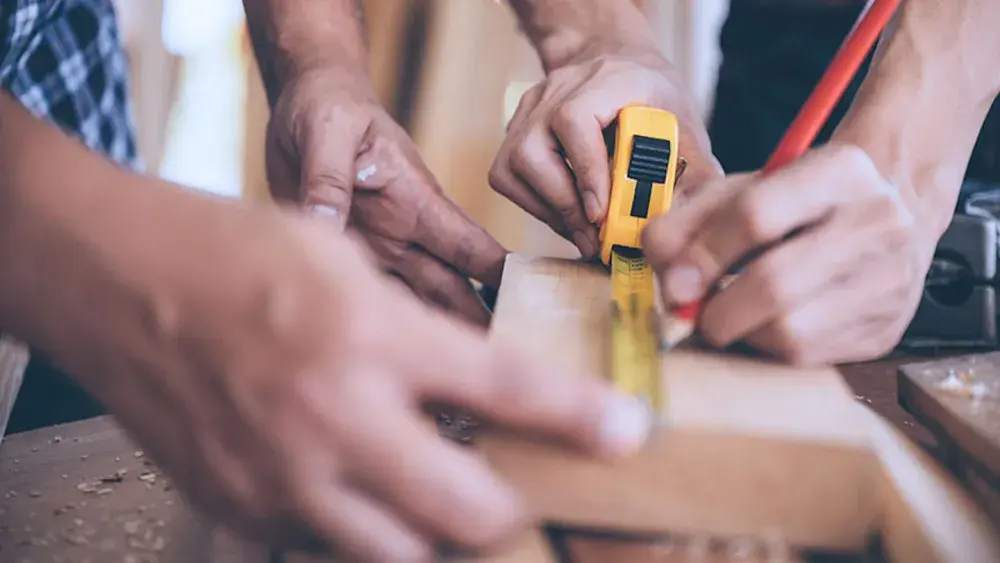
{"left": 609, "top": 247, "right": 662, "bottom": 414}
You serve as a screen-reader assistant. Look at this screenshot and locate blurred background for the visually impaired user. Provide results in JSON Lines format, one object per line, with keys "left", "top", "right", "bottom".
{"left": 114, "top": 0, "right": 731, "bottom": 258}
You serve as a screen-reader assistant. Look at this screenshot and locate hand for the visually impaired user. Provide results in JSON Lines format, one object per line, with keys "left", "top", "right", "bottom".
{"left": 489, "top": 42, "right": 721, "bottom": 258}
{"left": 99, "top": 210, "right": 649, "bottom": 560}
{"left": 643, "top": 145, "right": 928, "bottom": 365}
{"left": 265, "top": 66, "right": 506, "bottom": 326}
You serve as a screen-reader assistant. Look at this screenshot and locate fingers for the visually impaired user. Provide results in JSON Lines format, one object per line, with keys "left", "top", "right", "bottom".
{"left": 743, "top": 271, "right": 910, "bottom": 366}
{"left": 549, "top": 91, "right": 612, "bottom": 223}
{"left": 412, "top": 187, "right": 510, "bottom": 289}
{"left": 298, "top": 117, "right": 370, "bottom": 232}
{"left": 487, "top": 165, "right": 570, "bottom": 240}
{"left": 697, "top": 192, "right": 917, "bottom": 363}
{"left": 398, "top": 313, "right": 651, "bottom": 458}
{"left": 647, "top": 145, "right": 889, "bottom": 307}
{"left": 298, "top": 485, "right": 431, "bottom": 562}
{"left": 392, "top": 245, "right": 492, "bottom": 328}
{"left": 505, "top": 128, "right": 599, "bottom": 257}
{"left": 345, "top": 403, "right": 526, "bottom": 551}
{"left": 353, "top": 132, "right": 510, "bottom": 289}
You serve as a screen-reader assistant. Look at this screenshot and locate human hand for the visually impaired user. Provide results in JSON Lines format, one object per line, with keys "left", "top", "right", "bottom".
{"left": 643, "top": 145, "right": 929, "bottom": 365}
{"left": 489, "top": 41, "right": 721, "bottom": 258}
{"left": 266, "top": 66, "right": 506, "bottom": 326}
{"left": 96, "top": 209, "right": 649, "bottom": 561}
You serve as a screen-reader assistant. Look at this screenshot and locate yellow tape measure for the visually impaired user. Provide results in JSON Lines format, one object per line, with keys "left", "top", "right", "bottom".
{"left": 599, "top": 106, "right": 682, "bottom": 414}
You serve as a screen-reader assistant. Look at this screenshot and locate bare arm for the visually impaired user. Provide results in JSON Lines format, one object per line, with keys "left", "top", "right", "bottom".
{"left": 833, "top": 0, "right": 1000, "bottom": 250}
{"left": 0, "top": 91, "right": 280, "bottom": 398}
{"left": 242, "top": 0, "right": 368, "bottom": 105}
{"left": 506, "top": 0, "right": 652, "bottom": 72}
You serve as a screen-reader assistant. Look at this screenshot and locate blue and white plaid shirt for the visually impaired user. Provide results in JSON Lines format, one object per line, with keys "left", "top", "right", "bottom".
{"left": 1, "top": 0, "right": 140, "bottom": 169}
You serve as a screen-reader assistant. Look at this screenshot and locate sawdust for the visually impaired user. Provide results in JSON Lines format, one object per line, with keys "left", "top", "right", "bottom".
{"left": 937, "top": 369, "right": 991, "bottom": 399}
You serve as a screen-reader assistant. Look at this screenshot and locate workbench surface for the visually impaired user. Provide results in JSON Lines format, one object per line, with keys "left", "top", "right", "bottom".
{"left": 0, "top": 354, "right": 954, "bottom": 562}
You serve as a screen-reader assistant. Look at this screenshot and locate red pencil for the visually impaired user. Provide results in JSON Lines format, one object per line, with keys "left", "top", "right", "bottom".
{"left": 663, "top": 0, "right": 902, "bottom": 349}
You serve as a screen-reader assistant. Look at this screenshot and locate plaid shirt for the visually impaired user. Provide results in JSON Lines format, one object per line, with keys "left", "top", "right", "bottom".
{"left": 1, "top": 0, "right": 140, "bottom": 169}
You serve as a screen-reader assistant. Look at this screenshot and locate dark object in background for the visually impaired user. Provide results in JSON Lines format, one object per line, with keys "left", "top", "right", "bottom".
{"left": 6, "top": 352, "right": 106, "bottom": 435}
{"left": 709, "top": 1, "right": 1000, "bottom": 187}
{"left": 902, "top": 212, "right": 998, "bottom": 349}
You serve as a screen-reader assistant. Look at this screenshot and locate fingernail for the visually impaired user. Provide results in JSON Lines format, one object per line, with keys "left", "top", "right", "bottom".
{"left": 308, "top": 204, "right": 346, "bottom": 232}
{"left": 664, "top": 265, "right": 703, "bottom": 304}
{"left": 583, "top": 191, "right": 602, "bottom": 223}
{"left": 356, "top": 164, "right": 377, "bottom": 182}
{"left": 599, "top": 392, "right": 653, "bottom": 456}
{"left": 573, "top": 230, "right": 597, "bottom": 258}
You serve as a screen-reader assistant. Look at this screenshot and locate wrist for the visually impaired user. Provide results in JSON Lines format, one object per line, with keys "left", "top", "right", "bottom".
{"left": 243, "top": 0, "right": 369, "bottom": 106}
{"left": 832, "top": 63, "right": 994, "bottom": 251}
{"left": 509, "top": 0, "right": 655, "bottom": 72}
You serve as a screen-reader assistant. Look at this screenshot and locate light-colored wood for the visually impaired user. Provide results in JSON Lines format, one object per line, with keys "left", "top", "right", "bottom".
{"left": 115, "top": 0, "right": 180, "bottom": 174}
{"left": 480, "top": 254, "right": 1000, "bottom": 561}
{"left": 0, "top": 333, "right": 29, "bottom": 437}
{"left": 898, "top": 353, "right": 1000, "bottom": 481}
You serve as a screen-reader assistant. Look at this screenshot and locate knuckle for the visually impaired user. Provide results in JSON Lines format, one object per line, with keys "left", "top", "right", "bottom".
{"left": 551, "top": 101, "right": 580, "bottom": 133}
{"left": 487, "top": 164, "right": 509, "bottom": 196}
{"left": 769, "top": 315, "right": 810, "bottom": 364}
{"left": 735, "top": 192, "right": 774, "bottom": 243}
{"left": 830, "top": 143, "right": 872, "bottom": 171}
{"left": 509, "top": 139, "right": 537, "bottom": 175}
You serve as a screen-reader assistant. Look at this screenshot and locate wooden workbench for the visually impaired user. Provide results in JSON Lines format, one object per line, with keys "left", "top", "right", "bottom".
{"left": 0, "top": 355, "right": 950, "bottom": 562}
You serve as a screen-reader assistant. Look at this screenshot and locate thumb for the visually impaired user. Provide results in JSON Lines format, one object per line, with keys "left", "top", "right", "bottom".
{"left": 300, "top": 120, "right": 366, "bottom": 232}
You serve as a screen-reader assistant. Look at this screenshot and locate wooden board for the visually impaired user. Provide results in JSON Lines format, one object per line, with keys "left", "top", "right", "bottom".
{"left": 899, "top": 353, "right": 1000, "bottom": 481}
{"left": 899, "top": 352, "right": 1000, "bottom": 530}
{"left": 0, "top": 359, "right": 989, "bottom": 562}
{"left": 0, "top": 417, "right": 215, "bottom": 562}
{"left": 476, "top": 254, "right": 1000, "bottom": 562}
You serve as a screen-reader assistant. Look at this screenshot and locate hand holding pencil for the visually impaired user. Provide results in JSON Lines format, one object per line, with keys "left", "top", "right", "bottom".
{"left": 641, "top": 0, "right": 925, "bottom": 365}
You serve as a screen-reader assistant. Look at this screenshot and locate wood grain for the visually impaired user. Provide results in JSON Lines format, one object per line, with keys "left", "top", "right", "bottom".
{"left": 898, "top": 353, "right": 1000, "bottom": 481}
{"left": 482, "top": 254, "right": 1000, "bottom": 562}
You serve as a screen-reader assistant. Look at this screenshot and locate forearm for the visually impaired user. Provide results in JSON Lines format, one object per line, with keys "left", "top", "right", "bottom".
{"left": 833, "top": 1, "right": 1000, "bottom": 249}
{"left": 507, "top": 0, "right": 653, "bottom": 72}
{"left": 242, "top": 0, "right": 367, "bottom": 105}
{"left": 0, "top": 94, "right": 272, "bottom": 399}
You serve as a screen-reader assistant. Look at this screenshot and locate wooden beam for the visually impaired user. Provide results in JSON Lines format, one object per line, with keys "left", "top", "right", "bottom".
{"left": 480, "top": 254, "right": 1000, "bottom": 561}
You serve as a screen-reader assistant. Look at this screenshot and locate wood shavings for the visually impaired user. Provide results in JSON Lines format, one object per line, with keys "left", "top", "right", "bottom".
{"left": 96, "top": 488, "right": 114, "bottom": 496}
{"left": 138, "top": 471, "right": 157, "bottom": 484}
{"left": 937, "top": 369, "right": 990, "bottom": 398}
{"left": 63, "top": 533, "right": 89, "bottom": 546}
{"left": 101, "top": 468, "right": 128, "bottom": 483}
{"left": 76, "top": 481, "right": 99, "bottom": 493}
